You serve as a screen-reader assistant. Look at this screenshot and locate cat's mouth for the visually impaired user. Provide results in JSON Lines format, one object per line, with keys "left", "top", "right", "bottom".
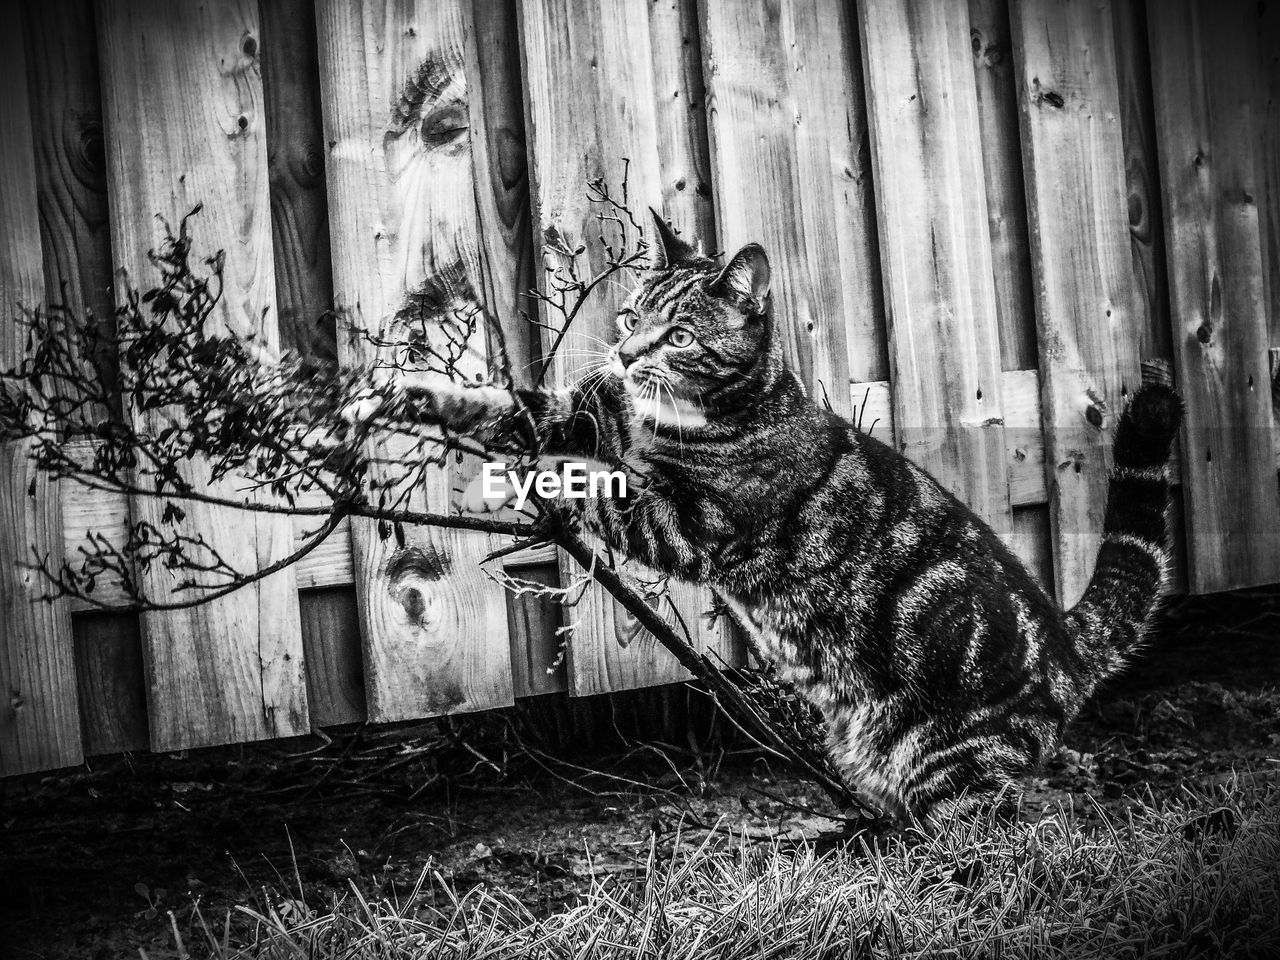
{"left": 624, "top": 372, "right": 707, "bottom": 429}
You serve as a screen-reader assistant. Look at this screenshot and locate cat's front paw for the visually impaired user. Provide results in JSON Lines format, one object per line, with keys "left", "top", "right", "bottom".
{"left": 459, "top": 469, "right": 517, "bottom": 514}
{"left": 339, "top": 389, "right": 386, "bottom": 429}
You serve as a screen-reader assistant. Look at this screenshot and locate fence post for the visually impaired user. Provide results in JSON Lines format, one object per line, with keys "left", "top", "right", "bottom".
{"left": 0, "top": 0, "right": 82, "bottom": 776}
{"left": 1148, "top": 0, "right": 1280, "bottom": 591}
{"left": 314, "top": 0, "right": 517, "bottom": 720}
{"left": 96, "top": 0, "right": 310, "bottom": 749}
{"left": 856, "top": 0, "right": 1013, "bottom": 534}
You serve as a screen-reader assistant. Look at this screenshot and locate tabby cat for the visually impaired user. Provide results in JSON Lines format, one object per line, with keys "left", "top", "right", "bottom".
{"left": 373, "top": 214, "right": 1182, "bottom": 828}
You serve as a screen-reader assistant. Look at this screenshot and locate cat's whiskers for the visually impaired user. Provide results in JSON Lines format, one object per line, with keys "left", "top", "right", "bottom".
{"left": 529, "top": 349, "right": 612, "bottom": 374}
{"left": 520, "top": 333, "right": 613, "bottom": 370}
{"left": 660, "top": 380, "right": 685, "bottom": 451}
{"left": 575, "top": 364, "right": 615, "bottom": 410}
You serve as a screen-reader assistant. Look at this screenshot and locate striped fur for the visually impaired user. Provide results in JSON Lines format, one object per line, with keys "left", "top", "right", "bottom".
{"left": 391, "top": 220, "right": 1184, "bottom": 829}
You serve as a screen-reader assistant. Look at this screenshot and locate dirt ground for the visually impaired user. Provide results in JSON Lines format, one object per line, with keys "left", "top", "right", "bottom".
{"left": 2, "top": 588, "right": 1278, "bottom": 960}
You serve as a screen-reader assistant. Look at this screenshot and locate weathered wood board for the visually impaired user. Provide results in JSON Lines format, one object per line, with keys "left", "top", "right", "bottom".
{"left": 856, "top": 0, "right": 1012, "bottom": 535}
{"left": 518, "top": 0, "right": 736, "bottom": 697}
{"left": 1148, "top": 0, "right": 1280, "bottom": 591}
{"left": 463, "top": 0, "right": 540, "bottom": 387}
{"left": 504, "top": 561, "right": 568, "bottom": 699}
{"left": 260, "top": 0, "right": 368, "bottom": 730}
{"left": 1257, "top": 1, "right": 1280, "bottom": 352}
{"left": 297, "top": 588, "right": 366, "bottom": 726}
{"left": 1113, "top": 0, "right": 1174, "bottom": 364}
{"left": 969, "top": 0, "right": 1037, "bottom": 373}
{"left": 96, "top": 0, "right": 309, "bottom": 749}
{"left": 260, "top": 0, "right": 336, "bottom": 369}
{"left": 1010, "top": 0, "right": 1144, "bottom": 606}
{"left": 700, "top": 0, "right": 886, "bottom": 401}
{"left": 73, "top": 613, "right": 148, "bottom": 755}
{"left": 24, "top": 0, "right": 149, "bottom": 758}
{"left": 24, "top": 0, "right": 117, "bottom": 422}
{"left": 460, "top": 0, "right": 572, "bottom": 687}
{"left": 315, "top": 0, "right": 515, "bottom": 720}
{"left": 0, "top": 0, "right": 83, "bottom": 776}
{"left": 652, "top": 0, "right": 718, "bottom": 253}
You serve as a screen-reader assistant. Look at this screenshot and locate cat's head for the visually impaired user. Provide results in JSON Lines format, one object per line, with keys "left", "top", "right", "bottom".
{"left": 609, "top": 211, "right": 776, "bottom": 420}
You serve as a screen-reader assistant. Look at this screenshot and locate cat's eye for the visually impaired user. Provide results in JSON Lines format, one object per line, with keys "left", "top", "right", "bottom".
{"left": 618, "top": 311, "right": 638, "bottom": 331}
{"left": 667, "top": 327, "right": 695, "bottom": 348}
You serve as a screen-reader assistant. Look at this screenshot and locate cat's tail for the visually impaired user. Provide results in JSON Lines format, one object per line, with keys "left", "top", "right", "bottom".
{"left": 1064, "top": 383, "right": 1183, "bottom": 688}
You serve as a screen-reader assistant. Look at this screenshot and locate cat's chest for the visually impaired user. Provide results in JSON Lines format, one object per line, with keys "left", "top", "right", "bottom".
{"left": 718, "top": 592, "right": 803, "bottom": 670}
{"left": 718, "top": 589, "right": 873, "bottom": 708}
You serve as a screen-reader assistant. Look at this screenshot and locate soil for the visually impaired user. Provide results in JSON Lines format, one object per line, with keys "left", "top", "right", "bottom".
{"left": 2, "top": 588, "right": 1278, "bottom": 960}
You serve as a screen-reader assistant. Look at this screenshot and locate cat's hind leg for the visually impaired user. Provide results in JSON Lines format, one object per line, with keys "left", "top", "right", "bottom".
{"left": 899, "top": 732, "right": 1032, "bottom": 831}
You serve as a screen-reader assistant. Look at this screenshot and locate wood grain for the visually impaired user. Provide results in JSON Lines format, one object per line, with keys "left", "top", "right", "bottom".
{"left": 504, "top": 561, "right": 568, "bottom": 698}
{"left": 700, "top": 0, "right": 887, "bottom": 400}
{"left": 1148, "top": 0, "right": 1280, "bottom": 591}
{"left": 968, "top": 0, "right": 1037, "bottom": 372}
{"left": 96, "top": 0, "right": 309, "bottom": 750}
{"left": 463, "top": 0, "right": 539, "bottom": 387}
{"left": 73, "top": 612, "right": 147, "bottom": 755}
{"left": 1112, "top": 0, "right": 1174, "bottom": 364}
{"left": 1152, "top": 0, "right": 1280, "bottom": 593}
{"left": 260, "top": 0, "right": 335, "bottom": 368}
{"left": 23, "top": 0, "right": 117, "bottom": 424}
{"left": 517, "top": 0, "right": 736, "bottom": 697}
{"left": 651, "top": 0, "right": 717, "bottom": 252}
{"left": 24, "top": 0, "right": 148, "bottom": 758}
{"left": 856, "top": 0, "right": 1012, "bottom": 535}
{"left": 1009, "top": 0, "right": 1144, "bottom": 606}
{"left": 0, "top": 0, "right": 82, "bottom": 776}
{"left": 1010, "top": 506, "right": 1054, "bottom": 596}
{"left": 260, "top": 0, "right": 367, "bottom": 729}
{"left": 1259, "top": 2, "right": 1280, "bottom": 351}
{"left": 298, "top": 588, "right": 365, "bottom": 726}
{"left": 315, "top": 0, "right": 514, "bottom": 720}
{"left": 460, "top": 0, "right": 579, "bottom": 698}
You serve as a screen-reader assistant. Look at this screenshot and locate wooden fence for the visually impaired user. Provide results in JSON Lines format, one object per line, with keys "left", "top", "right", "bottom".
{"left": 3, "top": 0, "right": 1279, "bottom": 778}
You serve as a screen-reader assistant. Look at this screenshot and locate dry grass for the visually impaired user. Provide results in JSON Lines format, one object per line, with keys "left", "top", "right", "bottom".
{"left": 176, "top": 776, "right": 1280, "bottom": 959}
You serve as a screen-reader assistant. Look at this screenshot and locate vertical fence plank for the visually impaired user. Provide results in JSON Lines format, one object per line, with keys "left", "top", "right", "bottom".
{"left": 700, "top": 0, "right": 886, "bottom": 405}
{"left": 315, "top": 0, "right": 516, "bottom": 720}
{"left": 97, "top": 0, "right": 309, "bottom": 749}
{"left": 518, "top": 0, "right": 736, "bottom": 697}
{"left": 261, "top": 0, "right": 335, "bottom": 368}
{"left": 24, "top": 0, "right": 117, "bottom": 413}
{"left": 25, "top": 0, "right": 149, "bottom": 755}
{"left": 969, "top": 0, "right": 1052, "bottom": 591}
{"left": 1112, "top": 0, "right": 1173, "bottom": 364}
{"left": 296, "top": 587, "right": 365, "bottom": 725}
{"left": 461, "top": 0, "right": 567, "bottom": 695}
{"left": 1261, "top": 5, "right": 1280, "bottom": 506}
{"left": 1009, "top": 0, "right": 1143, "bottom": 606}
{"left": 260, "top": 0, "right": 365, "bottom": 728}
{"left": 652, "top": 0, "right": 717, "bottom": 251}
{"left": 969, "top": 0, "right": 1038, "bottom": 373}
{"left": 1113, "top": 0, "right": 1190, "bottom": 596}
{"left": 856, "top": 0, "right": 1012, "bottom": 534}
{"left": 505, "top": 562, "right": 566, "bottom": 698}
{"left": 464, "top": 0, "right": 539, "bottom": 387}
{"left": 0, "top": 1, "right": 82, "bottom": 775}
{"left": 1259, "top": 1, "right": 1280, "bottom": 351}
{"left": 1148, "top": 0, "right": 1280, "bottom": 591}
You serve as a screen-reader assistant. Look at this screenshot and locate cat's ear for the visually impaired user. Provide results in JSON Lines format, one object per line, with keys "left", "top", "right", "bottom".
{"left": 710, "top": 243, "right": 770, "bottom": 313}
{"left": 647, "top": 208, "right": 696, "bottom": 270}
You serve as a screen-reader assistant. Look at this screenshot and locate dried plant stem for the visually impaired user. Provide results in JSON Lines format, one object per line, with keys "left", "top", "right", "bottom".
{"left": 555, "top": 529, "right": 858, "bottom": 810}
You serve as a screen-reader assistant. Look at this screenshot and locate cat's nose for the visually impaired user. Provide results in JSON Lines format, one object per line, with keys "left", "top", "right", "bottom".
{"left": 617, "top": 344, "right": 641, "bottom": 369}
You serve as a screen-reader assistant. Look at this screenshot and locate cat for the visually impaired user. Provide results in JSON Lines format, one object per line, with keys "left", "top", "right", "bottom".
{"left": 367, "top": 212, "right": 1183, "bottom": 829}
